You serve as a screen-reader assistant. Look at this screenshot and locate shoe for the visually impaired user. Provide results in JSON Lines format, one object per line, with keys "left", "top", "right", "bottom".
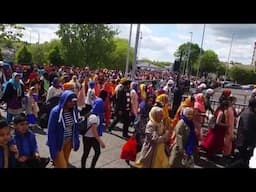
{"left": 122, "top": 135, "right": 130, "bottom": 140}
{"left": 206, "top": 155, "right": 217, "bottom": 162}
{"left": 41, "top": 157, "right": 50, "bottom": 168}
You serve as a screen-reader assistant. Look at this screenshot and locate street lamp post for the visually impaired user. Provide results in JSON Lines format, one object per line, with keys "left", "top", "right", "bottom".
{"left": 29, "top": 31, "right": 31, "bottom": 44}
{"left": 125, "top": 24, "right": 133, "bottom": 77}
{"left": 37, "top": 31, "right": 40, "bottom": 44}
{"left": 131, "top": 24, "right": 141, "bottom": 81}
{"left": 185, "top": 32, "right": 193, "bottom": 76}
{"left": 197, "top": 24, "right": 206, "bottom": 77}
{"left": 225, "top": 33, "right": 234, "bottom": 80}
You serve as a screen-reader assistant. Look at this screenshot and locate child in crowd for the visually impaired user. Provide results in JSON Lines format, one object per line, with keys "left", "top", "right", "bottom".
{"left": 0, "top": 120, "right": 18, "bottom": 168}
{"left": 13, "top": 114, "right": 50, "bottom": 168}
{"left": 24, "top": 87, "right": 40, "bottom": 127}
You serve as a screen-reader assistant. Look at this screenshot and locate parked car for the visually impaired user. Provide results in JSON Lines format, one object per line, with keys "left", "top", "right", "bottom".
{"left": 241, "top": 84, "right": 254, "bottom": 90}
{"left": 224, "top": 83, "right": 242, "bottom": 89}
{"left": 221, "top": 80, "right": 232, "bottom": 88}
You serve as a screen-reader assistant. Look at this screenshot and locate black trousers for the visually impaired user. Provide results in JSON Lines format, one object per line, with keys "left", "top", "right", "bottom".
{"left": 109, "top": 110, "right": 130, "bottom": 137}
{"left": 81, "top": 137, "right": 101, "bottom": 168}
{"left": 16, "top": 157, "right": 50, "bottom": 168}
{"left": 227, "top": 147, "right": 254, "bottom": 168}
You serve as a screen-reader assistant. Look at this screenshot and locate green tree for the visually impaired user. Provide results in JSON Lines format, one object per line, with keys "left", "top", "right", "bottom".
{"left": 199, "top": 50, "right": 220, "bottom": 73}
{"left": 152, "top": 61, "right": 171, "bottom": 67}
{"left": 29, "top": 44, "right": 46, "bottom": 65}
{"left": 174, "top": 42, "right": 202, "bottom": 74}
{"left": 110, "top": 38, "right": 134, "bottom": 71}
{"left": 56, "top": 24, "right": 117, "bottom": 68}
{"left": 229, "top": 65, "right": 256, "bottom": 84}
{"left": 216, "top": 62, "right": 226, "bottom": 76}
{"left": 15, "top": 46, "right": 32, "bottom": 64}
{"left": 48, "top": 47, "right": 63, "bottom": 66}
{"left": 0, "top": 24, "right": 25, "bottom": 43}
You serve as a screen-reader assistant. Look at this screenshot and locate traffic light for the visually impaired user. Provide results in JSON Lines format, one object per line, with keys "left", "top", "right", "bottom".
{"left": 172, "top": 60, "right": 180, "bottom": 72}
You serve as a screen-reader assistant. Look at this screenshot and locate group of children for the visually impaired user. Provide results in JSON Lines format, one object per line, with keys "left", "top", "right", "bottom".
{"left": 0, "top": 113, "right": 50, "bottom": 168}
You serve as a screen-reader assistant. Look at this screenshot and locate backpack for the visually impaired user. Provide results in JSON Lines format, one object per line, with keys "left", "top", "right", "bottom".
{"left": 78, "top": 117, "right": 89, "bottom": 136}
{"left": 78, "top": 112, "right": 97, "bottom": 136}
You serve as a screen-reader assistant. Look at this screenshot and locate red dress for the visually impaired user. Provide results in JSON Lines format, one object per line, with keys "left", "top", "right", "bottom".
{"left": 201, "top": 109, "right": 226, "bottom": 158}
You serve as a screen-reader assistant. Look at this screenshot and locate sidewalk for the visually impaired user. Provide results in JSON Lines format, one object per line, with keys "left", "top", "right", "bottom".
{"left": 34, "top": 125, "right": 131, "bottom": 168}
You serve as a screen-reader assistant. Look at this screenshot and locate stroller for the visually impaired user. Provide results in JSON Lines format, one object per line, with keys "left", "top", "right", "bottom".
{"left": 38, "top": 96, "right": 60, "bottom": 129}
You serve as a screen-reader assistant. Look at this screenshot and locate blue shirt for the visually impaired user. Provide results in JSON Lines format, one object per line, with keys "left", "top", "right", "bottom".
{"left": 14, "top": 130, "right": 38, "bottom": 157}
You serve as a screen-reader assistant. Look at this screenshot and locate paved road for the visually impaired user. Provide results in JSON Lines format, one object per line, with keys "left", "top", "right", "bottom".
{"left": 33, "top": 124, "right": 232, "bottom": 168}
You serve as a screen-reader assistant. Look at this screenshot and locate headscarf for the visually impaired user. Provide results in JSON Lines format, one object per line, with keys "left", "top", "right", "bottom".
{"left": 70, "top": 75, "right": 78, "bottom": 83}
{"left": 172, "top": 96, "right": 194, "bottom": 128}
{"left": 194, "top": 93, "right": 205, "bottom": 113}
{"left": 156, "top": 94, "right": 168, "bottom": 105}
{"left": 52, "top": 77, "right": 60, "bottom": 89}
{"left": 157, "top": 87, "right": 166, "bottom": 95}
{"left": 206, "top": 88, "right": 214, "bottom": 96}
{"left": 63, "top": 82, "right": 74, "bottom": 91}
{"left": 223, "top": 89, "right": 231, "bottom": 97}
{"left": 149, "top": 106, "right": 163, "bottom": 126}
{"left": 131, "top": 82, "right": 138, "bottom": 93}
{"left": 140, "top": 84, "right": 146, "bottom": 101}
{"left": 180, "top": 109, "right": 197, "bottom": 156}
{"left": 120, "top": 77, "right": 127, "bottom": 84}
{"left": 3, "top": 72, "right": 22, "bottom": 96}
{"left": 156, "top": 94, "right": 171, "bottom": 130}
{"left": 89, "top": 80, "right": 95, "bottom": 89}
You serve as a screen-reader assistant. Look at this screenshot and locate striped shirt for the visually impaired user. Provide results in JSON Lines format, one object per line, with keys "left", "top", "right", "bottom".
{"left": 63, "top": 112, "right": 74, "bottom": 141}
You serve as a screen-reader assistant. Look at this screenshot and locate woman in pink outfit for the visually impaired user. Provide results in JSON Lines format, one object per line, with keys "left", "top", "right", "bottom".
{"left": 223, "top": 96, "right": 236, "bottom": 157}
{"left": 102, "top": 78, "right": 112, "bottom": 128}
{"left": 77, "top": 77, "right": 86, "bottom": 110}
{"left": 193, "top": 93, "right": 206, "bottom": 141}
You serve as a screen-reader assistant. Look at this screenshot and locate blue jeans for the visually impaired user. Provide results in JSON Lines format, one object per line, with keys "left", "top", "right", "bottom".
{"left": 7, "top": 112, "right": 14, "bottom": 124}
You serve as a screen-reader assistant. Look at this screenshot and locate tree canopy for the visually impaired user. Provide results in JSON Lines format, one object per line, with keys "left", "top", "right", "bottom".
{"left": 56, "top": 24, "right": 118, "bottom": 68}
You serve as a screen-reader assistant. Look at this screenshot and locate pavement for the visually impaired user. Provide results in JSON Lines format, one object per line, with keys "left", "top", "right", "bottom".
{"left": 33, "top": 124, "right": 131, "bottom": 168}
{"left": 32, "top": 124, "right": 233, "bottom": 168}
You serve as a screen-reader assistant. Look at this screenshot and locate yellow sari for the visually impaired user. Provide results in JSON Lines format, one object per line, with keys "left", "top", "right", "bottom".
{"left": 151, "top": 123, "right": 169, "bottom": 168}
{"left": 135, "top": 106, "right": 169, "bottom": 168}
{"left": 156, "top": 94, "right": 172, "bottom": 131}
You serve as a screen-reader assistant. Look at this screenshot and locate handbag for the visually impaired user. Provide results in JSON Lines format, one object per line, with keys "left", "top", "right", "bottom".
{"left": 120, "top": 137, "right": 137, "bottom": 161}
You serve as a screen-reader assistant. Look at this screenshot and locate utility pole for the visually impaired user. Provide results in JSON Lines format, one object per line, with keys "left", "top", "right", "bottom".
{"left": 125, "top": 24, "right": 133, "bottom": 77}
{"left": 225, "top": 33, "right": 234, "bottom": 80}
{"left": 186, "top": 32, "right": 193, "bottom": 76}
{"left": 131, "top": 24, "right": 141, "bottom": 81}
{"left": 197, "top": 24, "right": 206, "bottom": 77}
{"left": 38, "top": 31, "right": 40, "bottom": 44}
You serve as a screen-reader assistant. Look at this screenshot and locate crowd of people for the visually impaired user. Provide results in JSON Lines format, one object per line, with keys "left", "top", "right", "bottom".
{"left": 0, "top": 62, "right": 255, "bottom": 168}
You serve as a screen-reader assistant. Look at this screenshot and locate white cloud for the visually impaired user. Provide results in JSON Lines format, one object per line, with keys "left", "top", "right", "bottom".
{"left": 21, "top": 24, "right": 58, "bottom": 43}
{"left": 141, "top": 36, "right": 171, "bottom": 50}
{"left": 177, "top": 34, "right": 191, "bottom": 41}
{"left": 18, "top": 24, "right": 256, "bottom": 65}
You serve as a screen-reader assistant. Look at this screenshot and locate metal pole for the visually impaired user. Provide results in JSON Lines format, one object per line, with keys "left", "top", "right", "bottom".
{"left": 38, "top": 32, "right": 40, "bottom": 44}
{"left": 125, "top": 24, "right": 133, "bottom": 77}
{"left": 186, "top": 32, "right": 193, "bottom": 76}
{"left": 197, "top": 24, "right": 206, "bottom": 77}
{"left": 225, "top": 33, "right": 234, "bottom": 80}
{"left": 131, "top": 24, "right": 141, "bottom": 81}
{"left": 29, "top": 31, "right": 31, "bottom": 44}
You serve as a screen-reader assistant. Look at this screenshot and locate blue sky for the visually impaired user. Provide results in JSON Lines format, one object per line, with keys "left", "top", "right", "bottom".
{"left": 21, "top": 24, "right": 256, "bottom": 65}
